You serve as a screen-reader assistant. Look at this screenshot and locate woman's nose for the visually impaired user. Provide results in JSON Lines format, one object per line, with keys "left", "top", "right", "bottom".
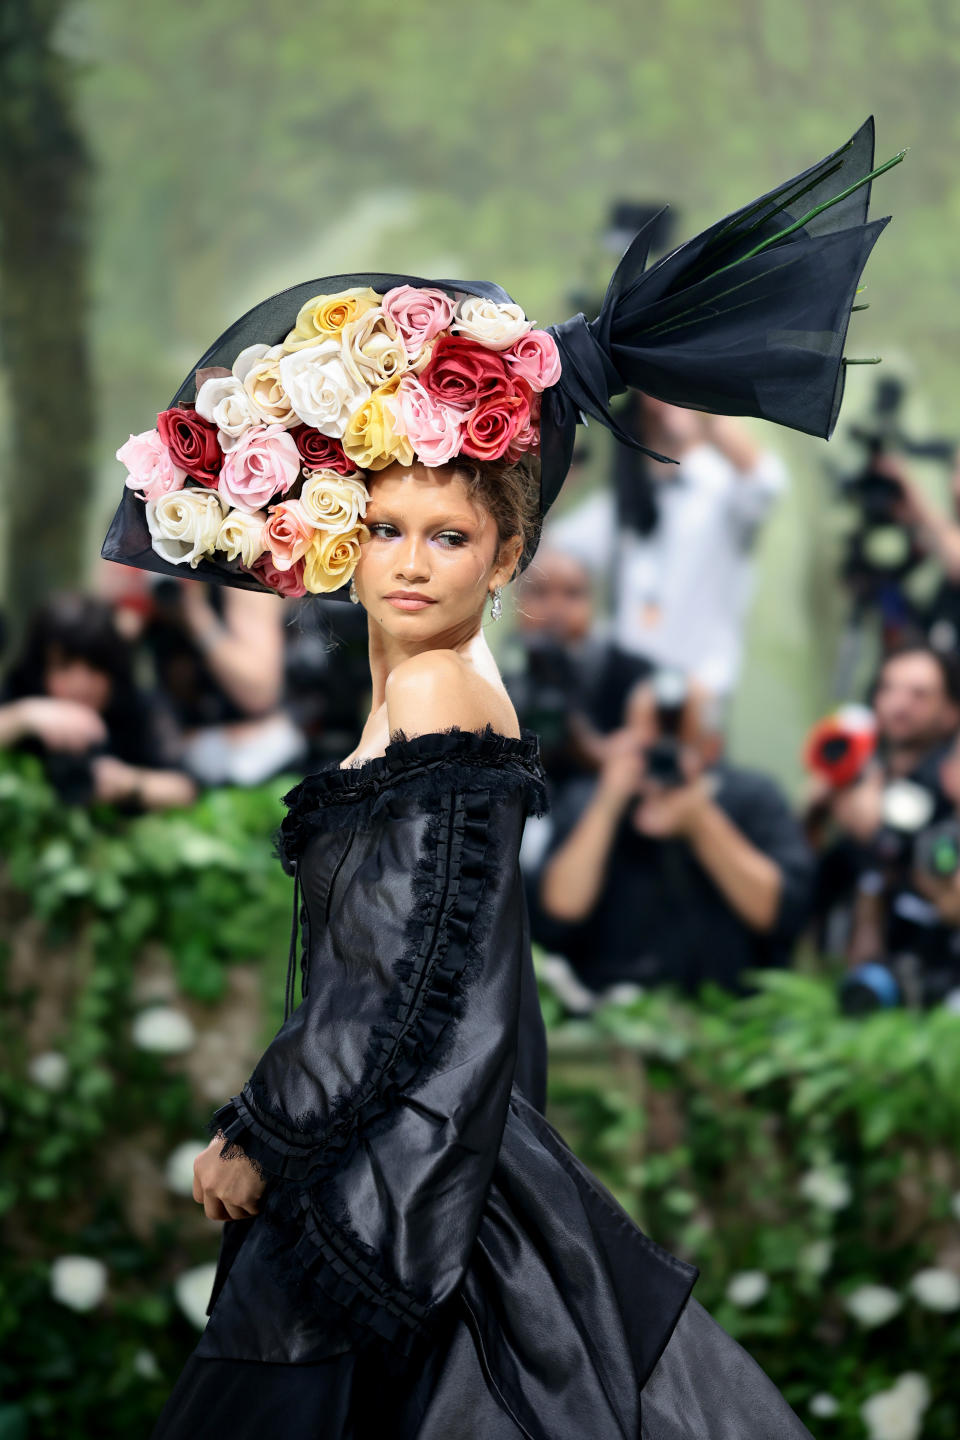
{"left": 394, "top": 537, "right": 429, "bottom": 582}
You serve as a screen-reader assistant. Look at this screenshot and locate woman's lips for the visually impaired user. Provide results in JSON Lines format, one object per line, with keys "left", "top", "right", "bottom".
{"left": 384, "top": 593, "right": 437, "bottom": 611}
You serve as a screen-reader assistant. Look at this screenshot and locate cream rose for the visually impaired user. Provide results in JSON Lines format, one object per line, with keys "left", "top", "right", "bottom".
{"left": 452, "top": 297, "right": 533, "bottom": 351}
{"left": 195, "top": 372, "right": 260, "bottom": 452}
{"left": 216, "top": 507, "right": 268, "bottom": 567}
{"left": 300, "top": 471, "right": 369, "bottom": 534}
{"left": 236, "top": 343, "right": 297, "bottom": 428}
{"left": 302, "top": 527, "right": 366, "bottom": 594}
{"left": 282, "top": 287, "right": 381, "bottom": 351}
{"left": 341, "top": 382, "right": 414, "bottom": 470}
{"left": 341, "top": 308, "right": 408, "bottom": 389}
{"left": 145, "top": 487, "right": 228, "bottom": 568}
{"left": 279, "top": 340, "right": 370, "bottom": 437}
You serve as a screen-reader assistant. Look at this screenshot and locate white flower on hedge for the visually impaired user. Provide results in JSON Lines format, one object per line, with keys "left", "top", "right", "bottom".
{"left": 908, "top": 1266, "right": 960, "bottom": 1312}
{"left": 146, "top": 487, "right": 228, "bottom": 568}
{"left": 174, "top": 1262, "right": 218, "bottom": 1330}
{"left": 844, "top": 1283, "right": 902, "bottom": 1328}
{"left": 725, "top": 1270, "right": 769, "bottom": 1307}
{"left": 809, "top": 1393, "right": 840, "bottom": 1419}
{"left": 165, "top": 1139, "right": 207, "bottom": 1197}
{"left": 798, "top": 1239, "right": 833, "bottom": 1277}
{"left": 132, "top": 1005, "right": 196, "bottom": 1055}
{"left": 278, "top": 339, "right": 369, "bottom": 437}
{"left": 50, "top": 1255, "right": 107, "bottom": 1312}
{"left": 133, "top": 1348, "right": 162, "bottom": 1380}
{"left": 799, "top": 1167, "right": 852, "bottom": 1212}
{"left": 860, "top": 1373, "right": 930, "bottom": 1440}
{"left": 28, "top": 1049, "right": 69, "bottom": 1091}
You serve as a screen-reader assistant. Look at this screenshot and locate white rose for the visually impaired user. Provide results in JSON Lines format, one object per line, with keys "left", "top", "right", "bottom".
{"left": 798, "top": 1239, "right": 833, "bottom": 1277}
{"left": 844, "top": 1283, "right": 902, "bottom": 1328}
{"left": 132, "top": 1005, "right": 196, "bottom": 1055}
{"left": 908, "top": 1266, "right": 960, "bottom": 1312}
{"left": 174, "top": 1262, "right": 218, "bottom": 1331}
{"left": 195, "top": 374, "right": 260, "bottom": 451}
{"left": 809, "top": 1393, "right": 840, "bottom": 1419}
{"left": 278, "top": 340, "right": 369, "bottom": 437}
{"left": 340, "top": 308, "right": 408, "bottom": 389}
{"left": 725, "top": 1270, "right": 769, "bottom": 1307}
{"left": 132, "top": 1348, "right": 162, "bottom": 1380}
{"left": 50, "top": 1255, "right": 108, "bottom": 1312}
{"left": 799, "top": 1167, "right": 852, "bottom": 1212}
{"left": 146, "top": 487, "right": 228, "bottom": 568}
{"left": 165, "top": 1140, "right": 207, "bottom": 1197}
{"left": 238, "top": 342, "right": 298, "bottom": 428}
{"left": 216, "top": 507, "right": 267, "bottom": 567}
{"left": 299, "top": 472, "right": 369, "bottom": 534}
{"left": 28, "top": 1050, "right": 70, "bottom": 1091}
{"left": 452, "top": 297, "right": 533, "bottom": 351}
{"left": 861, "top": 1373, "right": 930, "bottom": 1440}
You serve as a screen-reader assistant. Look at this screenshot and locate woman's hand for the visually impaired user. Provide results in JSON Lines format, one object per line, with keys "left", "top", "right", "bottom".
{"left": 193, "top": 1134, "right": 267, "bottom": 1221}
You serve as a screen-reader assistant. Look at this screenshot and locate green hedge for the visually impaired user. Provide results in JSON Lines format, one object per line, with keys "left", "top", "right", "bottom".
{"left": 1, "top": 751, "right": 959, "bottom": 1438}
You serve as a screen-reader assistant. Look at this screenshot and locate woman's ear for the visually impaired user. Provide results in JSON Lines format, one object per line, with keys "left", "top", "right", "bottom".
{"left": 493, "top": 534, "right": 524, "bottom": 588}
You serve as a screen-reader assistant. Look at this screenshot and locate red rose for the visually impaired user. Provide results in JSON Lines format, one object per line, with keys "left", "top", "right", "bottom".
{"left": 249, "top": 552, "right": 307, "bottom": 598}
{"left": 157, "top": 405, "right": 222, "bottom": 488}
{"left": 290, "top": 425, "right": 355, "bottom": 476}
{"left": 420, "top": 335, "right": 512, "bottom": 412}
{"left": 461, "top": 388, "right": 529, "bottom": 462}
{"left": 506, "top": 383, "right": 542, "bottom": 461}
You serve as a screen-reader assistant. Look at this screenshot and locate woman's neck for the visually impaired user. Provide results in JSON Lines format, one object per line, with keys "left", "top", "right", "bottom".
{"left": 368, "top": 616, "right": 493, "bottom": 711}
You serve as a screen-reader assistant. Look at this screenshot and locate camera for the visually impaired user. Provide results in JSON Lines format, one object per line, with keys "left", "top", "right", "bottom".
{"left": 914, "top": 819, "right": 960, "bottom": 881}
{"left": 642, "top": 669, "right": 688, "bottom": 789}
{"left": 803, "top": 704, "right": 877, "bottom": 789}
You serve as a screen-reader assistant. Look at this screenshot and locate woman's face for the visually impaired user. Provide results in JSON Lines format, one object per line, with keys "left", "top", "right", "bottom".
{"left": 355, "top": 462, "right": 520, "bottom": 643}
{"left": 44, "top": 651, "right": 112, "bottom": 712}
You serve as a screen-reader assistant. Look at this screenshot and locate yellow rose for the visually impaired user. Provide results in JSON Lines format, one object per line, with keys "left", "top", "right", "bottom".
{"left": 341, "top": 382, "right": 414, "bottom": 471}
{"left": 302, "top": 526, "right": 367, "bottom": 594}
{"left": 300, "top": 471, "right": 369, "bottom": 534}
{"left": 283, "top": 287, "right": 381, "bottom": 352}
{"left": 341, "top": 308, "right": 408, "bottom": 389}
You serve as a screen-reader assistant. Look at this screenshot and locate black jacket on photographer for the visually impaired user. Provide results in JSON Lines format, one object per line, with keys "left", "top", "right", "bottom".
{"left": 528, "top": 763, "right": 813, "bottom": 995}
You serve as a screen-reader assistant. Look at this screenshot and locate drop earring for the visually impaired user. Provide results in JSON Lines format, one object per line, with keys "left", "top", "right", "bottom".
{"left": 349, "top": 578, "right": 360, "bottom": 604}
{"left": 490, "top": 586, "right": 503, "bottom": 621}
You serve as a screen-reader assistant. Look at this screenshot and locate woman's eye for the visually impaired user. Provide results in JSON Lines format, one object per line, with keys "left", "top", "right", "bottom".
{"left": 436, "top": 531, "right": 468, "bottom": 547}
{"left": 367, "top": 523, "right": 398, "bottom": 538}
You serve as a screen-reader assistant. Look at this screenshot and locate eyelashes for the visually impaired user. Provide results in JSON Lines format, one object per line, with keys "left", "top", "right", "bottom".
{"left": 366, "top": 523, "right": 469, "bottom": 548}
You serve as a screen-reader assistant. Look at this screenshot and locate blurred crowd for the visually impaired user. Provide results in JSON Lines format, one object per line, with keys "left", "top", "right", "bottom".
{"left": 7, "top": 391, "right": 960, "bottom": 1017}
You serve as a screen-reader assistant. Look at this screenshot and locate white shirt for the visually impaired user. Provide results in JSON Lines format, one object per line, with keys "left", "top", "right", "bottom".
{"left": 546, "top": 443, "right": 787, "bottom": 696}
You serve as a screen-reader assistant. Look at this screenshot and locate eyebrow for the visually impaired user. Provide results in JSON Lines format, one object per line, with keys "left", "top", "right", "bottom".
{"left": 365, "top": 510, "right": 479, "bottom": 529}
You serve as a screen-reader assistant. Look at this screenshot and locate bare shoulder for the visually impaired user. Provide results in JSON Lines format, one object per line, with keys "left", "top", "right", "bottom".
{"left": 385, "top": 650, "right": 520, "bottom": 739}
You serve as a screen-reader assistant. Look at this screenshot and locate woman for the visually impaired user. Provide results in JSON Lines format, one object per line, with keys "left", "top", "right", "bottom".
{"left": 152, "top": 455, "right": 814, "bottom": 1438}
{"left": 98, "top": 119, "right": 901, "bottom": 1435}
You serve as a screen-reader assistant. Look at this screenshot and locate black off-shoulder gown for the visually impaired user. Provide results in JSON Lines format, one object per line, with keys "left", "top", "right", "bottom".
{"left": 151, "top": 729, "right": 813, "bottom": 1439}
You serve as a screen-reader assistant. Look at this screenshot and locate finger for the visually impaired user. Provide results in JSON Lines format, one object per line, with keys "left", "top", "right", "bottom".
{"left": 203, "top": 1195, "right": 230, "bottom": 1222}
{"left": 223, "top": 1201, "right": 258, "bottom": 1221}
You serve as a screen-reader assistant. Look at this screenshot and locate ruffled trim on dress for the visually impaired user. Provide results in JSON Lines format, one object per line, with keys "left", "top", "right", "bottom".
{"left": 271, "top": 723, "right": 548, "bottom": 874}
{"left": 206, "top": 745, "right": 532, "bottom": 1353}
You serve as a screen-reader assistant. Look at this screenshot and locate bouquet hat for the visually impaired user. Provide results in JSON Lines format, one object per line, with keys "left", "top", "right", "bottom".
{"left": 102, "top": 117, "right": 902, "bottom": 598}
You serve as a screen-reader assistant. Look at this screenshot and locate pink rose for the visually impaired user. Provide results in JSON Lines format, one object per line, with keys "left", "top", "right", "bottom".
{"left": 263, "top": 498, "right": 316, "bottom": 571}
{"left": 506, "top": 383, "right": 542, "bottom": 460}
{"left": 502, "top": 329, "right": 562, "bottom": 393}
{"left": 396, "top": 376, "right": 464, "bottom": 466}
{"left": 117, "top": 428, "right": 186, "bottom": 503}
{"left": 218, "top": 425, "right": 301, "bottom": 511}
{"left": 250, "top": 552, "right": 307, "bottom": 597}
{"left": 382, "top": 286, "right": 456, "bottom": 362}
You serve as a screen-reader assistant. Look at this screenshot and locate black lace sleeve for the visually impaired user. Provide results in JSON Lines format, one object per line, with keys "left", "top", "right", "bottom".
{"left": 202, "top": 727, "right": 548, "bottom": 1358}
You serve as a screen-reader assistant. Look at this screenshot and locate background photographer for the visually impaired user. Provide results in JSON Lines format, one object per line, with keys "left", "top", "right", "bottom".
{"left": 529, "top": 672, "right": 812, "bottom": 997}
{"left": 547, "top": 394, "right": 788, "bottom": 707}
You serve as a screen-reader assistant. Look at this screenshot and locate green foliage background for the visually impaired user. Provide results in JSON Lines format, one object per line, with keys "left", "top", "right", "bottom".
{"left": 2, "top": 756, "right": 959, "bottom": 1436}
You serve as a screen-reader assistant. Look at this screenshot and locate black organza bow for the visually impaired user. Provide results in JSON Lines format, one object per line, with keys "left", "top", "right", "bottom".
{"left": 101, "top": 117, "right": 900, "bottom": 589}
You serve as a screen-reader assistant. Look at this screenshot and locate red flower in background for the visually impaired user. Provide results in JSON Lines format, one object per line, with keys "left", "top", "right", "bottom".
{"left": 157, "top": 405, "right": 222, "bottom": 488}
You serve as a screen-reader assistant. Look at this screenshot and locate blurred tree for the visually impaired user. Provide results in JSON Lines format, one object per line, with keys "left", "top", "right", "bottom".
{"left": 0, "top": 0, "right": 94, "bottom": 642}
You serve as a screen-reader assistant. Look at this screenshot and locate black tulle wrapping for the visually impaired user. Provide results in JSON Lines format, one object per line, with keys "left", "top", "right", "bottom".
{"left": 102, "top": 118, "right": 894, "bottom": 587}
